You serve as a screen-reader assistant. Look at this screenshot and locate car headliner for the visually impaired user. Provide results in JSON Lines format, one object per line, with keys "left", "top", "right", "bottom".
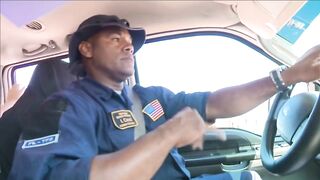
{"left": 1, "top": 1, "right": 240, "bottom": 66}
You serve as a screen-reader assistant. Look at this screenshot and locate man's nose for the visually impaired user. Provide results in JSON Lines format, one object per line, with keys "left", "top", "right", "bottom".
{"left": 124, "top": 43, "right": 134, "bottom": 54}
{"left": 123, "top": 38, "right": 134, "bottom": 54}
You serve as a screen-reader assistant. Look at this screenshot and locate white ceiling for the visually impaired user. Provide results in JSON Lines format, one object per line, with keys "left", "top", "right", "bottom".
{"left": 0, "top": 1, "right": 239, "bottom": 66}
{"left": 0, "top": 1, "right": 306, "bottom": 66}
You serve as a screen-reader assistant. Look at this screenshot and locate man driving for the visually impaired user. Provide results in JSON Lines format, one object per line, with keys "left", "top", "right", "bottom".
{"left": 9, "top": 15, "right": 320, "bottom": 180}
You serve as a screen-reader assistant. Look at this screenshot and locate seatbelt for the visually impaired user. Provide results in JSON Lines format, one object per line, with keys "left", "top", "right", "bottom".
{"left": 127, "top": 87, "right": 146, "bottom": 140}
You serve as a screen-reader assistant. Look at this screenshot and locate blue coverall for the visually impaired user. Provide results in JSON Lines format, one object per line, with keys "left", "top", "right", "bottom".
{"left": 9, "top": 77, "right": 254, "bottom": 180}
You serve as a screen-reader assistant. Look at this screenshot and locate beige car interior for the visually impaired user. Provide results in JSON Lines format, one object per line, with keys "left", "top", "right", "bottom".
{"left": 1, "top": 1, "right": 316, "bottom": 180}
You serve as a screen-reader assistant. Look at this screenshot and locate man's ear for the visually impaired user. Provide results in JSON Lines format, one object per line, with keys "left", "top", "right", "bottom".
{"left": 78, "top": 41, "right": 93, "bottom": 59}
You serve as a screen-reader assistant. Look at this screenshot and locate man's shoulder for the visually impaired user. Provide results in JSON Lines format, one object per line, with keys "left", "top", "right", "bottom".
{"left": 133, "top": 84, "right": 174, "bottom": 95}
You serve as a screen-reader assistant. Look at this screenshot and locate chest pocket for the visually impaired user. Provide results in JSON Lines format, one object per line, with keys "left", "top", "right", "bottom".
{"left": 107, "top": 127, "right": 135, "bottom": 150}
{"left": 107, "top": 110, "right": 136, "bottom": 150}
{"left": 104, "top": 99, "right": 168, "bottom": 150}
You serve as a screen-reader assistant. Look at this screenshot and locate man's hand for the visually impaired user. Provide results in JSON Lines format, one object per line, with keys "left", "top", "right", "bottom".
{"left": 282, "top": 44, "right": 320, "bottom": 85}
{"left": 162, "top": 107, "right": 206, "bottom": 150}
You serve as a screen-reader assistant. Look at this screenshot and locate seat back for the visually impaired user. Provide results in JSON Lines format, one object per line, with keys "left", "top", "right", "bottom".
{"left": 0, "top": 59, "right": 76, "bottom": 179}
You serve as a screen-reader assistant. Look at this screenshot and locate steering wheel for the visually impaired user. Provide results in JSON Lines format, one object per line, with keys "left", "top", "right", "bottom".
{"left": 261, "top": 88, "right": 320, "bottom": 175}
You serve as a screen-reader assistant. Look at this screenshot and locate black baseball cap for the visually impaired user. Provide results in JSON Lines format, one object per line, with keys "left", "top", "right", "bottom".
{"left": 68, "top": 15, "right": 146, "bottom": 75}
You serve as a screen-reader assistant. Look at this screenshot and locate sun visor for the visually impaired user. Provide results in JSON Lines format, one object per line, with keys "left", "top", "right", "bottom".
{"left": 237, "top": 0, "right": 307, "bottom": 39}
{"left": 277, "top": 1, "right": 320, "bottom": 44}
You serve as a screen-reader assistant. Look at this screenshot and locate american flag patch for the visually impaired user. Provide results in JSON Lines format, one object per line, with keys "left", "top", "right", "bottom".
{"left": 142, "top": 99, "right": 164, "bottom": 121}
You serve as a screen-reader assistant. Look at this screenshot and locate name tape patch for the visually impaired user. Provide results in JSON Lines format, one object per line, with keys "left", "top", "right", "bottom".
{"left": 111, "top": 110, "right": 138, "bottom": 130}
{"left": 22, "top": 134, "right": 59, "bottom": 149}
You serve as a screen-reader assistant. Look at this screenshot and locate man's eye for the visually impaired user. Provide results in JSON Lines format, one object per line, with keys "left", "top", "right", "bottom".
{"left": 110, "top": 35, "right": 121, "bottom": 42}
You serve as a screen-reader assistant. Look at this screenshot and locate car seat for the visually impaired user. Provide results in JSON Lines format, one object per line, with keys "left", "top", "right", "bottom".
{"left": 0, "top": 59, "right": 76, "bottom": 179}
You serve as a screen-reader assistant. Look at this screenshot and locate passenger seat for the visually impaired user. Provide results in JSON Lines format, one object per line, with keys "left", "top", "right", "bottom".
{"left": 0, "top": 59, "right": 77, "bottom": 180}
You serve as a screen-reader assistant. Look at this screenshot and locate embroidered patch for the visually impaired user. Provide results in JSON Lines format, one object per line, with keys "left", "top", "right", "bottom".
{"left": 22, "top": 134, "right": 59, "bottom": 149}
{"left": 111, "top": 110, "right": 138, "bottom": 130}
{"left": 142, "top": 99, "right": 164, "bottom": 121}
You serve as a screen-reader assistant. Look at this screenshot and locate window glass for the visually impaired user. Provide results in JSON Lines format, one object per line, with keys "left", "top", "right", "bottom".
{"left": 291, "top": 82, "right": 309, "bottom": 96}
{"left": 14, "top": 64, "right": 37, "bottom": 88}
{"left": 13, "top": 58, "right": 70, "bottom": 88}
{"left": 136, "top": 34, "right": 280, "bottom": 135}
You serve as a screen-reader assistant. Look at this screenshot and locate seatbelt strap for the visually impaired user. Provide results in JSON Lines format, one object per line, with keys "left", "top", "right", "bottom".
{"left": 127, "top": 87, "right": 146, "bottom": 140}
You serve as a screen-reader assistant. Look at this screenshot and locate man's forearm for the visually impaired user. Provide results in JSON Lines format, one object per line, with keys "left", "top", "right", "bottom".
{"left": 206, "top": 45, "right": 320, "bottom": 119}
{"left": 206, "top": 76, "right": 277, "bottom": 118}
{"left": 89, "top": 124, "right": 176, "bottom": 180}
{"left": 89, "top": 107, "right": 206, "bottom": 180}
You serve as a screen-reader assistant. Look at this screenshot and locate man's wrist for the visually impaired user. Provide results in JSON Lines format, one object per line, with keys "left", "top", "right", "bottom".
{"left": 269, "top": 66, "right": 288, "bottom": 92}
{"left": 156, "top": 120, "right": 179, "bottom": 148}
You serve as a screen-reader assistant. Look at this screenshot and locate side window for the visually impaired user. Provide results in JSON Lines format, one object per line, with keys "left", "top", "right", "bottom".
{"left": 136, "top": 34, "right": 281, "bottom": 135}
{"left": 14, "top": 64, "right": 37, "bottom": 88}
{"left": 13, "top": 58, "right": 70, "bottom": 87}
{"left": 1, "top": 58, "right": 71, "bottom": 116}
{"left": 0, "top": 64, "right": 37, "bottom": 116}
